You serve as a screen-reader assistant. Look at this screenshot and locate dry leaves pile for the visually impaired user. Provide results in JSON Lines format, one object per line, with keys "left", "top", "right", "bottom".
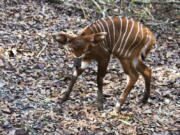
{"left": 0, "top": 0, "right": 179, "bottom": 135}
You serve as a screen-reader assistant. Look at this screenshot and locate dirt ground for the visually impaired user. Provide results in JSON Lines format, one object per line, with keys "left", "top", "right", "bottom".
{"left": 0, "top": 0, "right": 179, "bottom": 135}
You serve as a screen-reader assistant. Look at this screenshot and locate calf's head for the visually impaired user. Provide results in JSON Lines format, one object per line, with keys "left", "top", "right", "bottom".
{"left": 53, "top": 32, "right": 107, "bottom": 57}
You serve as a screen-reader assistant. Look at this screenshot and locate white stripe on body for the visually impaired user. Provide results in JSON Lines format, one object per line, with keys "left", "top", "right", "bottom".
{"left": 142, "top": 28, "right": 151, "bottom": 57}
{"left": 92, "top": 22, "right": 98, "bottom": 33}
{"left": 98, "top": 19, "right": 108, "bottom": 50}
{"left": 132, "top": 28, "right": 149, "bottom": 67}
{"left": 112, "top": 17, "right": 122, "bottom": 53}
{"left": 96, "top": 21, "right": 103, "bottom": 32}
{"left": 89, "top": 25, "right": 95, "bottom": 33}
{"left": 96, "top": 21, "right": 109, "bottom": 53}
{"left": 121, "top": 19, "right": 134, "bottom": 56}
{"left": 128, "top": 23, "right": 144, "bottom": 57}
{"left": 118, "top": 18, "right": 129, "bottom": 54}
{"left": 82, "top": 24, "right": 91, "bottom": 34}
{"left": 87, "top": 23, "right": 109, "bottom": 53}
{"left": 124, "top": 21, "right": 140, "bottom": 57}
{"left": 101, "top": 18, "right": 112, "bottom": 48}
{"left": 108, "top": 17, "right": 116, "bottom": 47}
{"left": 131, "top": 26, "right": 146, "bottom": 68}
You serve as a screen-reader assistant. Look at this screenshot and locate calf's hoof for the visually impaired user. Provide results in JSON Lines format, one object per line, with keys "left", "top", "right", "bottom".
{"left": 97, "top": 102, "right": 104, "bottom": 111}
{"left": 140, "top": 95, "right": 149, "bottom": 104}
{"left": 57, "top": 96, "right": 68, "bottom": 104}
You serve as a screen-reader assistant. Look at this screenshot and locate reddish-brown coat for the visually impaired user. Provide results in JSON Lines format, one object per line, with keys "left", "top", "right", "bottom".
{"left": 54, "top": 16, "right": 156, "bottom": 112}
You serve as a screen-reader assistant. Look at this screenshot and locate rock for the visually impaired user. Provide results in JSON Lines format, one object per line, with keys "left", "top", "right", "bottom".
{"left": 15, "top": 129, "right": 28, "bottom": 135}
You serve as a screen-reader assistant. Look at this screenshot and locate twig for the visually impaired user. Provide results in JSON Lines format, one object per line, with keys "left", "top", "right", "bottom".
{"left": 91, "top": 0, "right": 102, "bottom": 11}
{"left": 36, "top": 44, "right": 47, "bottom": 58}
{"left": 131, "top": 0, "right": 180, "bottom": 5}
{"left": 120, "top": 0, "right": 123, "bottom": 9}
{"left": 145, "top": 19, "right": 170, "bottom": 26}
{"left": 80, "top": 2, "right": 88, "bottom": 19}
{"left": 118, "top": 119, "right": 131, "bottom": 125}
{"left": 91, "top": 0, "right": 106, "bottom": 17}
{"left": 143, "top": 7, "right": 155, "bottom": 20}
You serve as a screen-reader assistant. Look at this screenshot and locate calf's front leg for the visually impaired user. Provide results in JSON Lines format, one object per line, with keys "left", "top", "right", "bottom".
{"left": 59, "top": 57, "right": 85, "bottom": 103}
{"left": 96, "top": 58, "right": 109, "bottom": 110}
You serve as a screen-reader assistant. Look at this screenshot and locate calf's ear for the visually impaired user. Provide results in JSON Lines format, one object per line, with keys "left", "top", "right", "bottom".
{"left": 86, "top": 32, "right": 107, "bottom": 43}
{"left": 53, "top": 32, "right": 76, "bottom": 44}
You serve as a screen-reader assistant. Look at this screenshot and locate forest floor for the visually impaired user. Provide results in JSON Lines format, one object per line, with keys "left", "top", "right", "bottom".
{"left": 0, "top": 0, "right": 179, "bottom": 135}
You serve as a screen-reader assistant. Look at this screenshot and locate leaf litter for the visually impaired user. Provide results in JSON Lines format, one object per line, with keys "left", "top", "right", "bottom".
{"left": 0, "top": 0, "right": 179, "bottom": 135}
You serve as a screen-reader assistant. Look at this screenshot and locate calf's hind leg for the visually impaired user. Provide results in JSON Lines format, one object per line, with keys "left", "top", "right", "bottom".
{"left": 136, "top": 60, "right": 152, "bottom": 103}
{"left": 116, "top": 59, "right": 139, "bottom": 112}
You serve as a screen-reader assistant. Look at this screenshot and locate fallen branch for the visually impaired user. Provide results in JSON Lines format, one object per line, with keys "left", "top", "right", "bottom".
{"left": 145, "top": 19, "right": 170, "bottom": 26}
{"left": 131, "top": 0, "right": 180, "bottom": 5}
